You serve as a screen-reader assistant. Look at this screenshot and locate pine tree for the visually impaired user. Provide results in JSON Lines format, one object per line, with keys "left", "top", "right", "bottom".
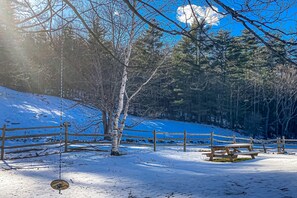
{"left": 129, "top": 24, "right": 165, "bottom": 117}
{"left": 169, "top": 21, "right": 213, "bottom": 121}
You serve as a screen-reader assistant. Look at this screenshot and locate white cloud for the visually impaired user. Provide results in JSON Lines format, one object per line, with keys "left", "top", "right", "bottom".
{"left": 177, "top": 5, "right": 223, "bottom": 26}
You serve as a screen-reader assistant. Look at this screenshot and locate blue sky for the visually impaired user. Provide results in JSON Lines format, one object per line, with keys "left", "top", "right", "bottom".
{"left": 147, "top": 0, "right": 296, "bottom": 40}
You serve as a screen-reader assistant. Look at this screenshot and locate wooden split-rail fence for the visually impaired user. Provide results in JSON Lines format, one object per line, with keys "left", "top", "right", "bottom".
{"left": 0, "top": 123, "right": 70, "bottom": 160}
{"left": 1, "top": 123, "right": 297, "bottom": 160}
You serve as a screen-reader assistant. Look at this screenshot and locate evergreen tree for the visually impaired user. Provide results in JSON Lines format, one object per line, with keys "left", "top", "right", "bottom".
{"left": 129, "top": 24, "right": 166, "bottom": 117}
{"left": 170, "top": 21, "right": 212, "bottom": 122}
{"left": 211, "top": 30, "right": 234, "bottom": 127}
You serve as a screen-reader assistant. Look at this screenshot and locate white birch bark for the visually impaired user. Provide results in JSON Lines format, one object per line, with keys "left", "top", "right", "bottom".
{"left": 111, "top": 0, "right": 136, "bottom": 155}
{"left": 117, "top": 54, "right": 168, "bottom": 144}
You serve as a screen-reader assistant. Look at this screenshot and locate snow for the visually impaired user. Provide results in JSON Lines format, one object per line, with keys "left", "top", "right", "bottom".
{"left": 1, "top": 86, "right": 297, "bottom": 197}
{"left": 1, "top": 146, "right": 297, "bottom": 198}
{"left": 0, "top": 86, "right": 239, "bottom": 137}
{"left": 0, "top": 86, "right": 99, "bottom": 129}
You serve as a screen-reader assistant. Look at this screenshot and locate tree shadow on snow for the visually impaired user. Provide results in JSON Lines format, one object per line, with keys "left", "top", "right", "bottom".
{"left": 1, "top": 147, "right": 297, "bottom": 198}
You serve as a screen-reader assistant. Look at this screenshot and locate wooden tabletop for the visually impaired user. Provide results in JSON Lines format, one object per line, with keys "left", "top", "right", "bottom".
{"left": 212, "top": 143, "right": 252, "bottom": 148}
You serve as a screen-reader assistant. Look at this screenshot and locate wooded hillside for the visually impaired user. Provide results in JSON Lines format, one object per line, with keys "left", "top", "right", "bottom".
{"left": 1, "top": 1, "right": 296, "bottom": 138}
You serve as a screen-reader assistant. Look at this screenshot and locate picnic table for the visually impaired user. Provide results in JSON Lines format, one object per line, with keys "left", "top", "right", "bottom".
{"left": 204, "top": 143, "right": 259, "bottom": 162}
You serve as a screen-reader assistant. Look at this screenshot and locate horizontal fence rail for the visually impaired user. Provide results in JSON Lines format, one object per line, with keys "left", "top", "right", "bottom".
{"left": 0, "top": 123, "right": 69, "bottom": 160}
{"left": 1, "top": 123, "right": 297, "bottom": 159}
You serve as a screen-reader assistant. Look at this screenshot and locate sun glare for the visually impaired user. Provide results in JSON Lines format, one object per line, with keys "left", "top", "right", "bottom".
{"left": 0, "top": 1, "right": 36, "bottom": 80}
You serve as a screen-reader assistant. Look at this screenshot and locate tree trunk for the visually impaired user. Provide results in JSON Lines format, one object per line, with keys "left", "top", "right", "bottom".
{"left": 111, "top": 129, "right": 120, "bottom": 156}
{"left": 230, "top": 88, "right": 234, "bottom": 128}
{"left": 111, "top": 0, "right": 136, "bottom": 155}
{"left": 111, "top": 66, "right": 128, "bottom": 155}
{"left": 264, "top": 103, "right": 270, "bottom": 138}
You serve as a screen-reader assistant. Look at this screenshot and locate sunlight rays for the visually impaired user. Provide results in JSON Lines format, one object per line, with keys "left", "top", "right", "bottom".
{"left": 0, "top": 1, "right": 32, "bottom": 72}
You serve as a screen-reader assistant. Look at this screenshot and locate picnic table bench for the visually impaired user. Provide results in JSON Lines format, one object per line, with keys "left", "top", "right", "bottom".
{"left": 203, "top": 143, "right": 259, "bottom": 162}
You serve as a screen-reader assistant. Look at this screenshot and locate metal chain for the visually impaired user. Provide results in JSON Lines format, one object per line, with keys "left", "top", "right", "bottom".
{"left": 59, "top": 0, "right": 65, "bottom": 184}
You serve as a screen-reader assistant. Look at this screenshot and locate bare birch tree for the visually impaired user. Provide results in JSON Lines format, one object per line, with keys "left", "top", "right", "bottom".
{"left": 274, "top": 65, "right": 297, "bottom": 137}
{"left": 15, "top": 0, "right": 169, "bottom": 155}
{"left": 60, "top": 0, "right": 167, "bottom": 155}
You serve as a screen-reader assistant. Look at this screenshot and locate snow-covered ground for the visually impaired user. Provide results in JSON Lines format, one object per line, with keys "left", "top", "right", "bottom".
{"left": 1, "top": 146, "right": 297, "bottom": 198}
{"left": 1, "top": 86, "right": 297, "bottom": 198}
{"left": 0, "top": 86, "right": 238, "bottom": 136}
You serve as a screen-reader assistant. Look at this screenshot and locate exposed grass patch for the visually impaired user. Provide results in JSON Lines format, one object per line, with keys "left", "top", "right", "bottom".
{"left": 212, "top": 158, "right": 252, "bottom": 163}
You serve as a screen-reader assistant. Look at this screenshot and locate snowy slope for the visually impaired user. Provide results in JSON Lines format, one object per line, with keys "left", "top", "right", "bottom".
{"left": 0, "top": 86, "right": 99, "bottom": 129}
{"left": 0, "top": 86, "right": 238, "bottom": 136}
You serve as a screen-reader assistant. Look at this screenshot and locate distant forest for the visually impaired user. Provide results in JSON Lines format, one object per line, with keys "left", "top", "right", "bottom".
{"left": 1, "top": 14, "right": 297, "bottom": 138}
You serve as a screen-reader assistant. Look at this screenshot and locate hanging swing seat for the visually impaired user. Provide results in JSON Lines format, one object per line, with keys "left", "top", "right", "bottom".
{"left": 50, "top": 179, "right": 69, "bottom": 191}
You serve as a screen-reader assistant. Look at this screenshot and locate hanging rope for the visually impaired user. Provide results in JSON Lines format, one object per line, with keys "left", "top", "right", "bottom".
{"left": 50, "top": 0, "right": 69, "bottom": 193}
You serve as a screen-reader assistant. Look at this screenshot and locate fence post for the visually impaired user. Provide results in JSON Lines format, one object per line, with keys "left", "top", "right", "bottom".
{"left": 233, "top": 134, "right": 236, "bottom": 143}
{"left": 1, "top": 125, "right": 6, "bottom": 160}
{"left": 262, "top": 140, "right": 267, "bottom": 153}
{"left": 183, "top": 130, "right": 187, "bottom": 152}
{"left": 249, "top": 137, "right": 254, "bottom": 150}
{"left": 210, "top": 132, "right": 214, "bottom": 147}
{"left": 153, "top": 130, "right": 156, "bottom": 152}
{"left": 282, "top": 136, "right": 285, "bottom": 153}
{"left": 64, "top": 122, "right": 69, "bottom": 152}
{"left": 277, "top": 137, "right": 281, "bottom": 153}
